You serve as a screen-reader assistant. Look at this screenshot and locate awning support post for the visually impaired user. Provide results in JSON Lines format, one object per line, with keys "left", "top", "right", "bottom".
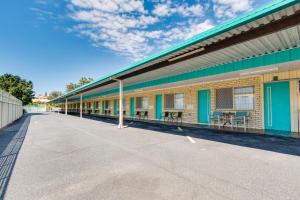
{"left": 80, "top": 94, "right": 83, "bottom": 119}
{"left": 118, "top": 80, "right": 124, "bottom": 129}
{"left": 65, "top": 98, "right": 68, "bottom": 115}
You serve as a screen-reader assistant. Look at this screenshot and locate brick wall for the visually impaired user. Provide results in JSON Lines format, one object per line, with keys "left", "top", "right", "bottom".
{"left": 69, "top": 76, "right": 264, "bottom": 129}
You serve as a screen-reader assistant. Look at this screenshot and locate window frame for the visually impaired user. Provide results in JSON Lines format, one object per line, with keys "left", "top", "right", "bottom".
{"left": 233, "top": 86, "right": 255, "bottom": 110}
{"left": 215, "top": 87, "right": 233, "bottom": 110}
{"left": 164, "top": 93, "right": 185, "bottom": 110}
{"left": 215, "top": 86, "right": 255, "bottom": 111}
{"left": 104, "top": 100, "right": 110, "bottom": 110}
{"left": 136, "top": 96, "right": 148, "bottom": 110}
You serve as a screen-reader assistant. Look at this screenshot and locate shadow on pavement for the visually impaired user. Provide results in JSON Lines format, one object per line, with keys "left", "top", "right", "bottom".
{"left": 0, "top": 114, "right": 32, "bottom": 199}
{"left": 78, "top": 114, "right": 300, "bottom": 157}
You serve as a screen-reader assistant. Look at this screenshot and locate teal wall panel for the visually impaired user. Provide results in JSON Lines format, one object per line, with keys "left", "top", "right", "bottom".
{"left": 102, "top": 101, "right": 105, "bottom": 114}
{"left": 264, "top": 81, "right": 291, "bottom": 133}
{"left": 155, "top": 94, "right": 162, "bottom": 120}
{"left": 130, "top": 97, "right": 135, "bottom": 118}
{"left": 113, "top": 99, "right": 118, "bottom": 115}
{"left": 198, "top": 90, "right": 211, "bottom": 123}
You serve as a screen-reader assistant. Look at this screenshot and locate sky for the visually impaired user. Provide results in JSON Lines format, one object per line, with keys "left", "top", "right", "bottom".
{"left": 0, "top": 0, "right": 273, "bottom": 96}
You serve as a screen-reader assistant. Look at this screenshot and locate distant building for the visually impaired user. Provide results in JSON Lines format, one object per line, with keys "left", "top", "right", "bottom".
{"left": 32, "top": 95, "right": 50, "bottom": 103}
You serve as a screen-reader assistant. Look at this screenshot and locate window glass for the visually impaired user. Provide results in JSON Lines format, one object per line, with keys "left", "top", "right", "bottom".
{"left": 136, "top": 97, "right": 148, "bottom": 109}
{"left": 165, "top": 94, "right": 174, "bottom": 109}
{"left": 122, "top": 99, "right": 126, "bottom": 108}
{"left": 142, "top": 97, "right": 148, "bottom": 109}
{"left": 216, "top": 88, "right": 233, "bottom": 109}
{"left": 105, "top": 100, "right": 110, "bottom": 109}
{"left": 164, "top": 93, "right": 184, "bottom": 109}
{"left": 234, "top": 86, "right": 254, "bottom": 110}
{"left": 175, "top": 93, "right": 184, "bottom": 109}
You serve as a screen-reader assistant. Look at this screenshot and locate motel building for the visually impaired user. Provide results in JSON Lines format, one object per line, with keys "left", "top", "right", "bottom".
{"left": 52, "top": 0, "right": 300, "bottom": 137}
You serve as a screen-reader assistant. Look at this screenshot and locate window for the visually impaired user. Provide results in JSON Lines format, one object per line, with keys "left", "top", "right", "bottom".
{"left": 164, "top": 93, "right": 184, "bottom": 109}
{"left": 104, "top": 100, "right": 110, "bottom": 109}
{"left": 165, "top": 94, "right": 174, "bottom": 109}
{"left": 136, "top": 97, "right": 148, "bottom": 109}
{"left": 95, "top": 102, "right": 99, "bottom": 109}
{"left": 234, "top": 86, "right": 254, "bottom": 110}
{"left": 123, "top": 99, "right": 126, "bottom": 108}
{"left": 216, "top": 88, "right": 233, "bottom": 109}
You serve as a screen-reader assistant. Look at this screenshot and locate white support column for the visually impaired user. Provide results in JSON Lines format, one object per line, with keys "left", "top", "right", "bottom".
{"left": 65, "top": 98, "right": 68, "bottom": 115}
{"left": 80, "top": 94, "right": 83, "bottom": 119}
{"left": 118, "top": 80, "right": 124, "bottom": 128}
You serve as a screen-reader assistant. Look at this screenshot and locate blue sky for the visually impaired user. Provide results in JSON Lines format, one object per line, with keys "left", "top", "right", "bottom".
{"left": 0, "top": 0, "right": 272, "bottom": 96}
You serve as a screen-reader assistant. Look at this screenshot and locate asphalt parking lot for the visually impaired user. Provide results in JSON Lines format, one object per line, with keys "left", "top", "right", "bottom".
{"left": 1, "top": 113, "right": 300, "bottom": 200}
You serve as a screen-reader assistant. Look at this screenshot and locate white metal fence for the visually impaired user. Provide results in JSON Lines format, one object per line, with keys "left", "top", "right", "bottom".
{"left": 0, "top": 90, "right": 23, "bottom": 129}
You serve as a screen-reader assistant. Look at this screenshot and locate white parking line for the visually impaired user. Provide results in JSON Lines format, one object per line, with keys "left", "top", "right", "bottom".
{"left": 186, "top": 136, "right": 196, "bottom": 143}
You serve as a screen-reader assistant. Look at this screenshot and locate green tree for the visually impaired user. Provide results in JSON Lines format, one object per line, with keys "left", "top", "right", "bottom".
{"left": 0, "top": 73, "right": 34, "bottom": 105}
{"left": 48, "top": 91, "right": 62, "bottom": 100}
{"left": 66, "top": 77, "right": 93, "bottom": 92}
{"left": 66, "top": 82, "right": 77, "bottom": 92}
{"left": 78, "top": 77, "right": 93, "bottom": 86}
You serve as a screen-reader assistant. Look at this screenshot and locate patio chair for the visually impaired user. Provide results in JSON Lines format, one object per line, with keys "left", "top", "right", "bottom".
{"left": 209, "top": 111, "right": 224, "bottom": 127}
{"left": 232, "top": 112, "right": 250, "bottom": 129}
{"left": 142, "top": 111, "right": 148, "bottom": 120}
{"left": 173, "top": 112, "right": 183, "bottom": 124}
{"left": 105, "top": 110, "right": 111, "bottom": 116}
{"left": 135, "top": 111, "right": 141, "bottom": 120}
{"left": 162, "top": 112, "right": 170, "bottom": 123}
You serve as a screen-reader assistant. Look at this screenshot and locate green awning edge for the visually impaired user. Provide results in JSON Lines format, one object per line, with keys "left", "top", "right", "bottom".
{"left": 55, "top": 46, "right": 300, "bottom": 103}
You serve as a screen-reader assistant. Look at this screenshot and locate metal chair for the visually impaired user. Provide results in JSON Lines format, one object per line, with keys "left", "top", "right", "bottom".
{"left": 142, "top": 111, "right": 148, "bottom": 120}
{"left": 173, "top": 112, "right": 183, "bottom": 124}
{"left": 210, "top": 111, "right": 224, "bottom": 127}
{"left": 232, "top": 112, "right": 250, "bottom": 129}
{"left": 163, "top": 112, "right": 170, "bottom": 122}
{"left": 135, "top": 111, "right": 141, "bottom": 120}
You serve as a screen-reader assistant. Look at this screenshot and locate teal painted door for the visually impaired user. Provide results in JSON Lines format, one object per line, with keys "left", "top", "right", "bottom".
{"left": 92, "top": 102, "right": 95, "bottom": 113}
{"left": 130, "top": 97, "right": 135, "bottom": 118}
{"left": 102, "top": 101, "right": 105, "bottom": 114}
{"left": 113, "top": 99, "right": 118, "bottom": 115}
{"left": 155, "top": 94, "right": 162, "bottom": 120}
{"left": 198, "top": 90, "right": 211, "bottom": 123}
{"left": 264, "top": 81, "right": 291, "bottom": 132}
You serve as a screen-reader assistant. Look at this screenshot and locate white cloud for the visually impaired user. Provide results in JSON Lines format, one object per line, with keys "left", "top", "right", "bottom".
{"left": 66, "top": 0, "right": 213, "bottom": 60}
{"left": 213, "top": 0, "right": 253, "bottom": 19}
{"left": 157, "top": 19, "right": 214, "bottom": 49}
{"left": 153, "top": 2, "right": 204, "bottom": 17}
{"left": 70, "top": 0, "right": 145, "bottom": 13}
{"left": 153, "top": 4, "right": 170, "bottom": 16}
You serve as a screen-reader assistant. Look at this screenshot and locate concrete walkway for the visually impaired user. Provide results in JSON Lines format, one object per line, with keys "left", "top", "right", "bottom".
{"left": 1, "top": 113, "right": 300, "bottom": 200}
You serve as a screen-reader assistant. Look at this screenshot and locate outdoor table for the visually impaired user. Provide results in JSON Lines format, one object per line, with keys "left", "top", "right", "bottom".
{"left": 169, "top": 112, "right": 176, "bottom": 122}
{"left": 222, "top": 112, "right": 235, "bottom": 126}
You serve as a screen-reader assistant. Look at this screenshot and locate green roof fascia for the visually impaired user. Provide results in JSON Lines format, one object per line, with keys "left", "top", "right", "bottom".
{"left": 57, "top": 46, "right": 300, "bottom": 103}
{"left": 53, "top": 0, "right": 299, "bottom": 102}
